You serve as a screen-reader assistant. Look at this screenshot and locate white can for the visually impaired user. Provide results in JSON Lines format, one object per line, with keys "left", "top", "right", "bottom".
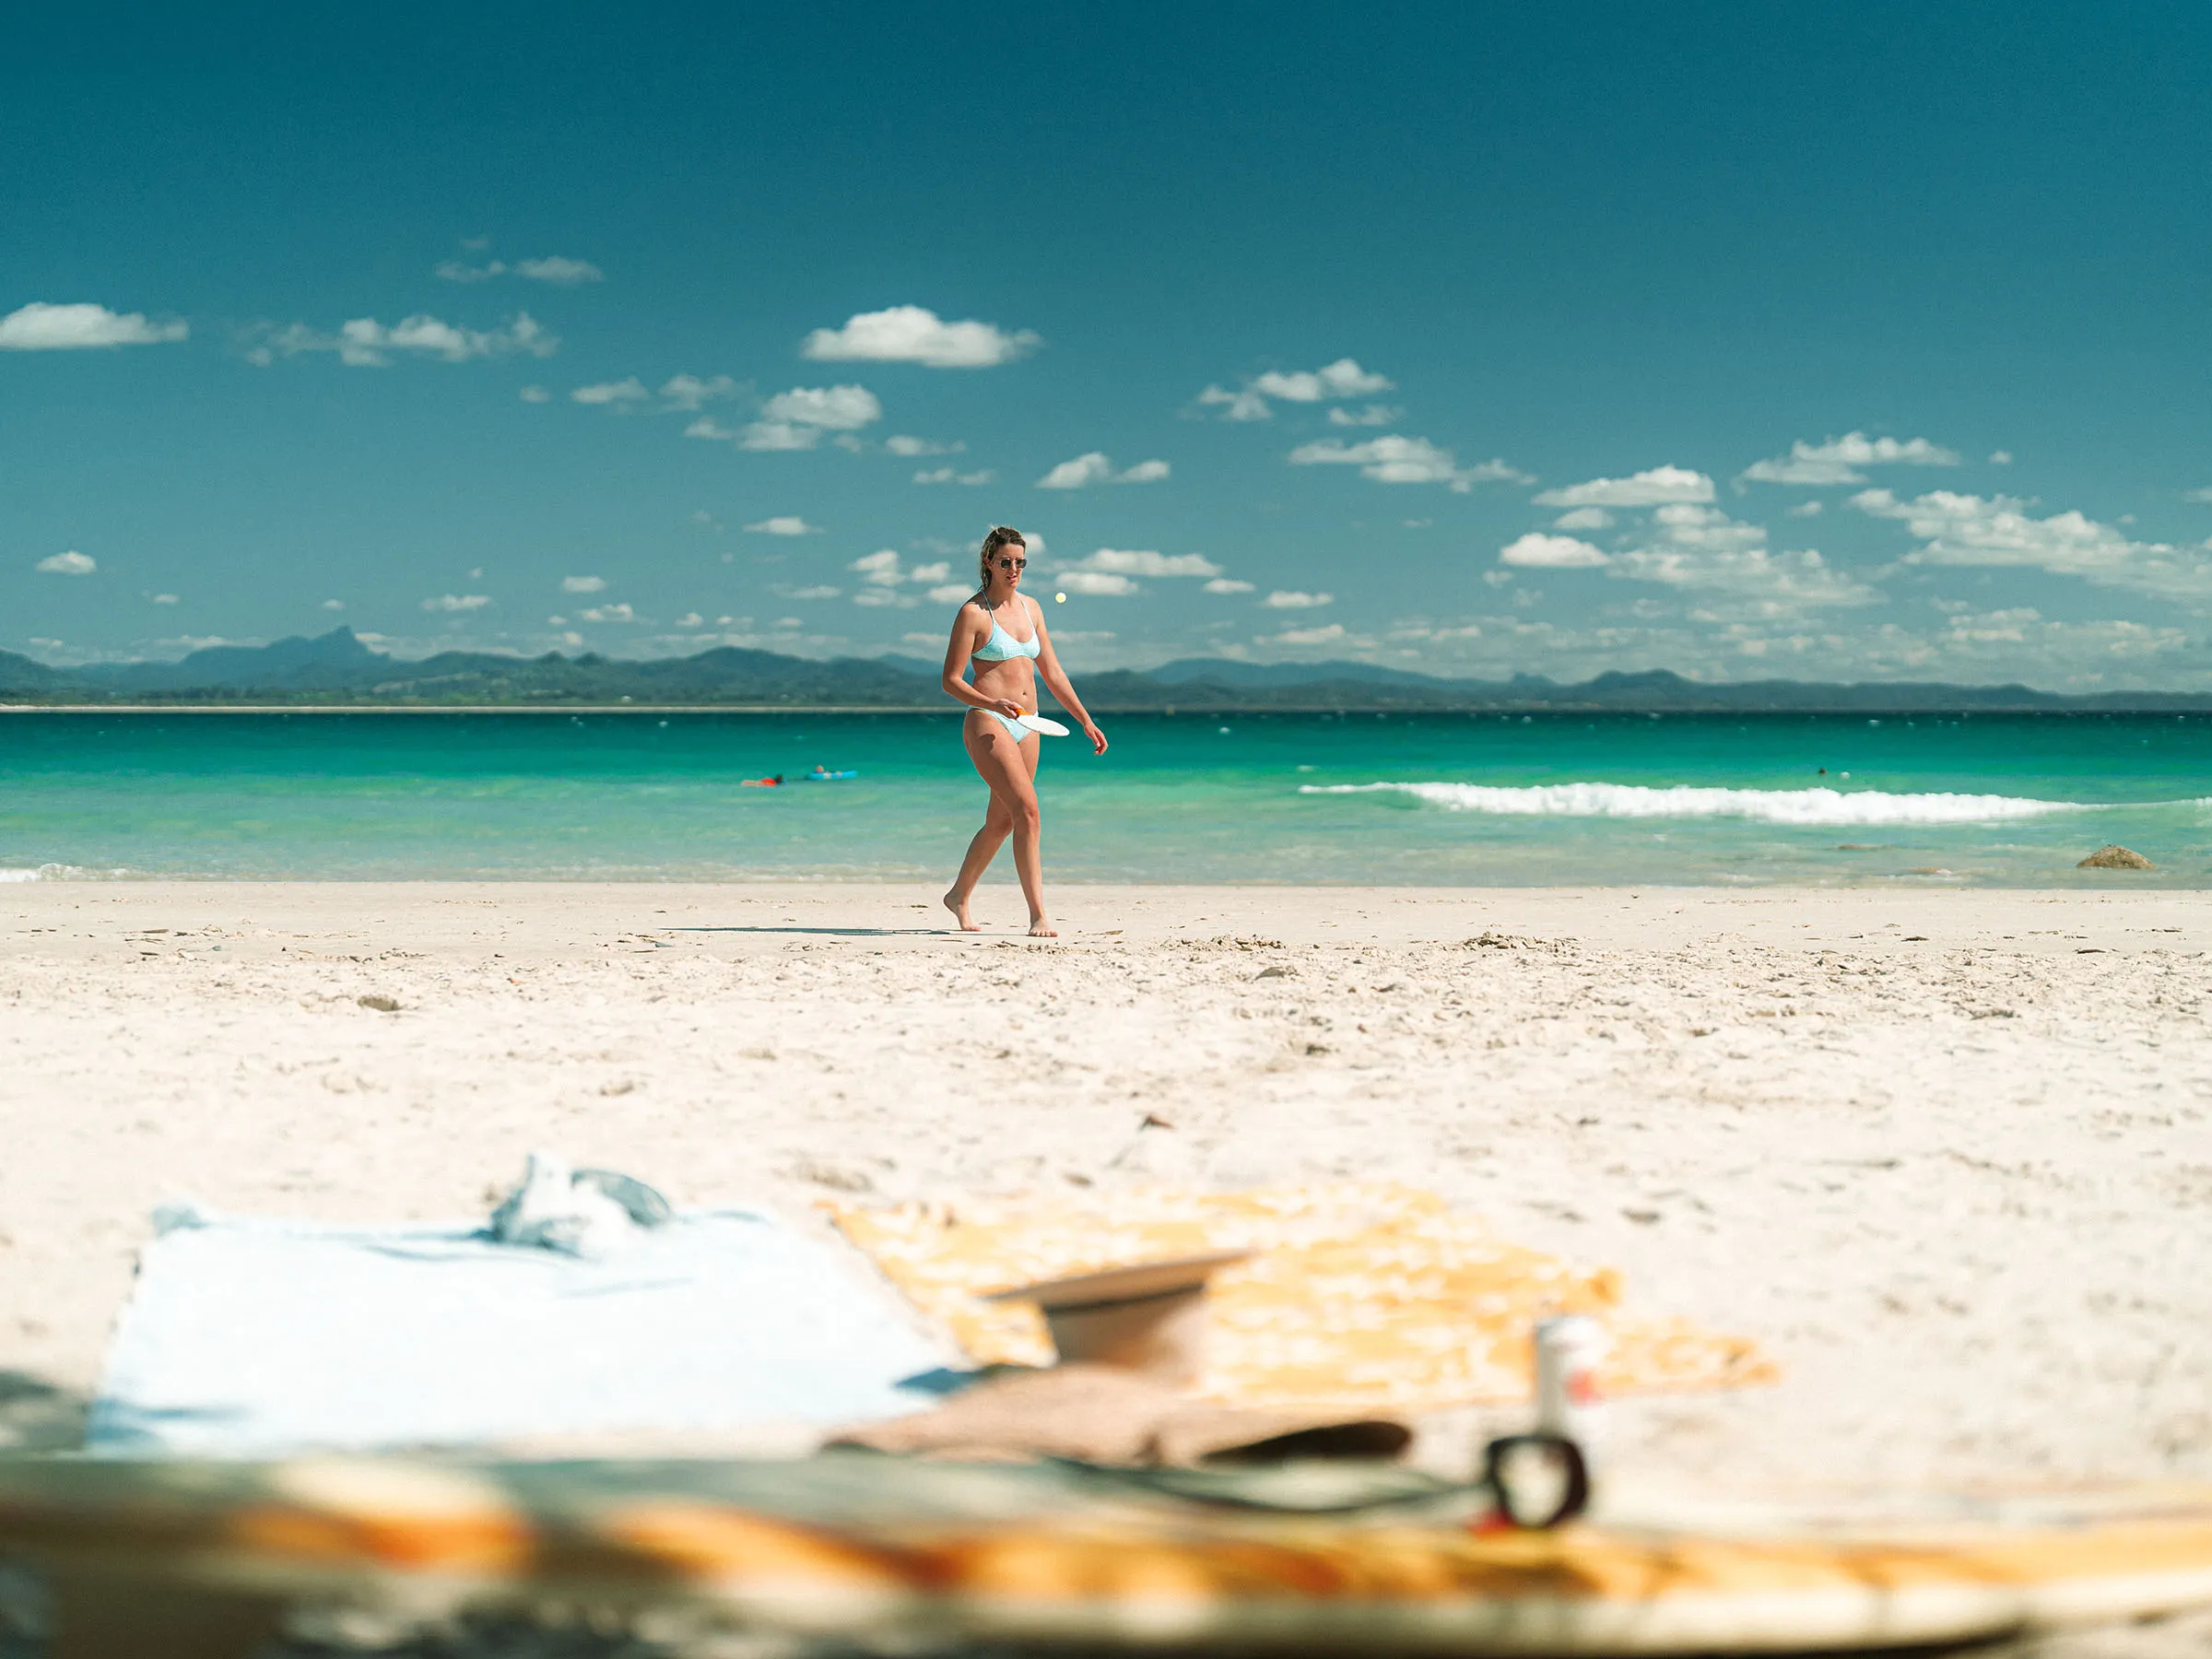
{"left": 1533, "top": 1313, "right": 1610, "bottom": 1461}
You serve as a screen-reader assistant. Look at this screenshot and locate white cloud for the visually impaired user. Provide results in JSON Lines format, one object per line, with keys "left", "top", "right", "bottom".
{"left": 760, "top": 383, "right": 881, "bottom": 429}
{"left": 434, "top": 260, "right": 505, "bottom": 283}
{"left": 1036, "top": 452, "right": 1111, "bottom": 489}
{"left": 1739, "top": 432, "right": 1962, "bottom": 487}
{"left": 740, "top": 421, "right": 818, "bottom": 451}
{"left": 853, "top": 549, "right": 950, "bottom": 595}
{"left": 1551, "top": 506, "right": 1612, "bottom": 530}
{"left": 514, "top": 256, "right": 604, "bottom": 285}
{"left": 676, "top": 612, "right": 704, "bottom": 628}
{"left": 1200, "top": 358, "right": 1393, "bottom": 420}
{"left": 251, "top": 312, "right": 555, "bottom": 367}
{"left": 1500, "top": 533, "right": 1609, "bottom": 569}
{"left": 1268, "top": 622, "right": 1347, "bottom": 646}
{"left": 35, "top": 550, "right": 96, "bottom": 575}
{"left": 579, "top": 602, "right": 636, "bottom": 623}
{"left": 1853, "top": 488, "right": 2212, "bottom": 598}
{"left": 421, "top": 594, "right": 491, "bottom": 611}
{"left": 1034, "top": 452, "right": 1171, "bottom": 488}
{"left": 852, "top": 549, "right": 904, "bottom": 585}
{"left": 781, "top": 585, "right": 840, "bottom": 600}
{"left": 1786, "top": 500, "right": 1824, "bottom": 517}
{"left": 746, "top": 515, "right": 821, "bottom": 535}
{"left": 1990, "top": 451, "right": 2014, "bottom": 466}
{"left": 0, "top": 302, "right": 187, "bottom": 351}
{"left": 1262, "top": 589, "right": 1334, "bottom": 608}
{"left": 571, "top": 377, "right": 648, "bottom": 405}
{"left": 1596, "top": 504, "right": 1880, "bottom": 615}
{"left": 321, "top": 598, "right": 346, "bottom": 610}
{"left": 914, "top": 466, "right": 995, "bottom": 486}
{"left": 518, "top": 384, "right": 551, "bottom": 403}
{"left": 926, "top": 583, "right": 975, "bottom": 604}
{"left": 1257, "top": 359, "right": 1392, "bottom": 401}
{"left": 802, "top": 305, "right": 1039, "bottom": 368}
{"left": 2185, "top": 488, "right": 2212, "bottom": 504}
{"left": 149, "top": 593, "right": 180, "bottom": 605}
{"left": 1059, "top": 571, "right": 1140, "bottom": 596}
{"left": 1535, "top": 465, "right": 1713, "bottom": 508}
{"left": 1073, "top": 548, "right": 1221, "bottom": 578}
{"left": 1204, "top": 578, "right": 1255, "bottom": 594}
{"left": 658, "top": 373, "right": 737, "bottom": 411}
{"left": 561, "top": 575, "right": 607, "bottom": 593}
{"left": 735, "top": 384, "right": 882, "bottom": 449}
{"left": 1327, "top": 404, "right": 1400, "bottom": 427}
{"left": 1288, "top": 435, "right": 1526, "bottom": 492}
{"left": 686, "top": 417, "right": 741, "bottom": 441}
{"left": 1196, "top": 385, "right": 1272, "bottom": 421}
{"left": 886, "top": 435, "right": 963, "bottom": 456}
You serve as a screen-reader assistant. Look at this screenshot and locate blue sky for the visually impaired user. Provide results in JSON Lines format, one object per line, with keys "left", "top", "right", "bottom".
{"left": 5, "top": 1, "right": 2210, "bottom": 688}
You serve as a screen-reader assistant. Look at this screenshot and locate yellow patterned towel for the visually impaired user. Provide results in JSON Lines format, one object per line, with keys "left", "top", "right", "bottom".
{"left": 829, "top": 1183, "right": 1775, "bottom": 1410}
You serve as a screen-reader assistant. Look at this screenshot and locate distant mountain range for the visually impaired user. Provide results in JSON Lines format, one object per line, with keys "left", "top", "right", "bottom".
{"left": 4, "top": 627, "right": 2208, "bottom": 712}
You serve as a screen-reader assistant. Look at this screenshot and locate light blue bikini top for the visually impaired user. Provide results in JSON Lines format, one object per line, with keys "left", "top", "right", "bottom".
{"left": 972, "top": 601, "right": 1041, "bottom": 663}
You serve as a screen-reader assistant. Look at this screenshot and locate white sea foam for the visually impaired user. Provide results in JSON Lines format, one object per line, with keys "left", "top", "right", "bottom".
{"left": 0, "top": 864, "right": 131, "bottom": 882}
{"left": 1298, "top": 781, "right": 2104, "bottom": 827}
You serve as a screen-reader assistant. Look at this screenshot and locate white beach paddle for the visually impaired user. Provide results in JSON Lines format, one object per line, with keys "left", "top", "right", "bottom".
{"left": 1016, "top": 713, "right": 1070, "bottom": 737}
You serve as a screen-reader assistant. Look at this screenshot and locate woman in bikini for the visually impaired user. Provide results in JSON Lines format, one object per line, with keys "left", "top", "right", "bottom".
{"left": 939, "top": 525, "right": 1108, "bottom": 937}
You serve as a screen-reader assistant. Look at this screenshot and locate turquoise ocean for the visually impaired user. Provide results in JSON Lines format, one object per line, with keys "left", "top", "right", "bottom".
{"left": 2, "top": 711, "right": 2207, "bottom": 887}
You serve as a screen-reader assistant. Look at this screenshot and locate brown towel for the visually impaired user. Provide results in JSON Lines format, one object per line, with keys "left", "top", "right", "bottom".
{"left": 831, "top": 1364, "right": 1412, "bottom": 1468}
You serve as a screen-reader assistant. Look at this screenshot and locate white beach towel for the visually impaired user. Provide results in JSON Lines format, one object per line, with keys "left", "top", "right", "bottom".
{"left": 88, "top": 1205, "right": 950, "bottom": 1457}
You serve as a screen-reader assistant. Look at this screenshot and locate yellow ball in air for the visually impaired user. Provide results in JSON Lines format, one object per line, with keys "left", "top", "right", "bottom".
{"left": 1054, "top": 591, "right": 1066, "bottom": 603}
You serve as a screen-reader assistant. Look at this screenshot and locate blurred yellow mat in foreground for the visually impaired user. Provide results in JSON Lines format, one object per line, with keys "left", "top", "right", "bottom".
{"left": 830, "top": 1183, "right": 1775, "bottom": 1408}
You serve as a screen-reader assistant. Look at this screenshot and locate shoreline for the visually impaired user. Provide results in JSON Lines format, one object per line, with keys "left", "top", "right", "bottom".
{"left": 7, "top": 702, "right": 2212, "bottom": 716}
{"left": 8, "top": 880, "right": 2212, "bottom": 953}
{"left": 6, "top": 872, "right": 2201, "bottom": 895}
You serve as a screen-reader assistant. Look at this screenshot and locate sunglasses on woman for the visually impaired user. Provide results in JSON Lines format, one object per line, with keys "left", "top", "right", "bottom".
{"left": 996, "top": 557, "right": 1027, "bottom": 570}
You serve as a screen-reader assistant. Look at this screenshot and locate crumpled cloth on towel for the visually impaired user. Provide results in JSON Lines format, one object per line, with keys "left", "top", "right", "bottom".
{"left": 832, "top": 1363, "right": 1413, "bottom": 1467}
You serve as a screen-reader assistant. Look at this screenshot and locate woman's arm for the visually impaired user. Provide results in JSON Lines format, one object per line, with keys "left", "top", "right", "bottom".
{"left": 940, "top": 603, "right": 1023, "bottom": 716}
{"left": 1029, "top": 601, "right": 1109, "bottom": 755}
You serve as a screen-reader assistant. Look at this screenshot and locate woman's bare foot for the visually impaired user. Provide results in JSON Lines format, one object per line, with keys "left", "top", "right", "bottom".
{"left": 943, "top": 890, "right": 981, "bottom": 932}
{"left": 1028, "top": 914, "right": 1057, "bottom": 938}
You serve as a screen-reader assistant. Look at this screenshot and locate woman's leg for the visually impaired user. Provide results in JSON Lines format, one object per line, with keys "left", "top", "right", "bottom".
{"left": 1009, "top": 728, "right": 1051, "bottom": 935}
{"left": 943, "top": 789, "right": 1015, "bottom": 933}
{"left": 943, "top": 718, "right": 1050, "bottom": 935}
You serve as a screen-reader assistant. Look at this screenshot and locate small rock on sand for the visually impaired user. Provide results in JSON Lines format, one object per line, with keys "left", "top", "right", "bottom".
{"left": 2077, "top": 845, "right": 2156, "bottom": 870}
{"left": 356, "top": 994, "right": 400, "bottom": 1012}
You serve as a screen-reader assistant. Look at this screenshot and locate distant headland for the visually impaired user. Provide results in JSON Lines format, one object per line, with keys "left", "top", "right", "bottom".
{"left": 3, "top": 627, "right": 2207, "bottom": 713}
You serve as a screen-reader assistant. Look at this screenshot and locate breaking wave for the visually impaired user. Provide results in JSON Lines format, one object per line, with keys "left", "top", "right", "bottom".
{"left": 1298, "top": 781, "right": 2109, "bottom": 827}
{"left": 0, "top": 864, "right": 134, "bottom": 882}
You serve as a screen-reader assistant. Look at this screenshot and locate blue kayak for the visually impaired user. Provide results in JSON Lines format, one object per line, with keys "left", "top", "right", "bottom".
{"left": 802, "top": 771, "right": 858, "bottom": 782}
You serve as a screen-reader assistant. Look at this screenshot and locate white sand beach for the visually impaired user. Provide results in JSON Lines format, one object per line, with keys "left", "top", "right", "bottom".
{"left": 2, "top": 880, "right": 2207, "bottom": 1497}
